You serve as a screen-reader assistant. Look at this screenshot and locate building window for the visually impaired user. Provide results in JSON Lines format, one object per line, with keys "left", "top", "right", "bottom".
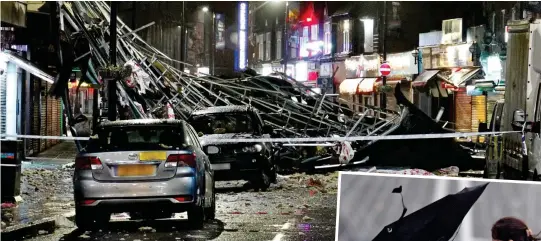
{"left": 343, "top": 20, "right": 350, "bottom": 53}
{"left": 265, "top": 32, "right": 272, "bottom": 61}
{"left": 276, "top": 31, "right": 282, "bottom": 60}
{"left": 311, "top": 24, "right": 319, "bottom": 41}
{"left": 258, "top": 34, "right": 264, "bottom": 61}
{"left": 300, "top": 26, "right": 310, "bottom": 57}
{"left": 324, "top": 21, "right": 331, "bottom": 54}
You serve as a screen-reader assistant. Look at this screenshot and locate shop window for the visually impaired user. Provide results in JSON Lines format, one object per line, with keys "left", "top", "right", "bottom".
{"left": 364, "top": 96, "right": 371, "bottom": 106}
{"left": 300, "top": 26, "right": 309, "bottom": 57}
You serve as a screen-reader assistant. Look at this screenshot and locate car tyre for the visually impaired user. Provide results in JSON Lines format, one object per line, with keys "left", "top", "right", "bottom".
{"left": 188, "top": 203, "right": 205, "bottom": 229}
{"left": 75, "top": 208, "right": 94, "bottom": 231}
{"left": 75, "top": 207, "right": 109, "bottom": 231}
{"left": 257, "top": 170, "right": 271, "bottom": 192}
{"left": 269, "top": 164, "right": 278, "bottom": 184}
{"left": 205, "top": 183, "right": 216, "bottom": 220}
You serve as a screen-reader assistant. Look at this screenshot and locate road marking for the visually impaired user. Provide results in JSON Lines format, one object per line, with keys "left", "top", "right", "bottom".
{"left": 272, "top": 220, "right": 294, "bottom": 241}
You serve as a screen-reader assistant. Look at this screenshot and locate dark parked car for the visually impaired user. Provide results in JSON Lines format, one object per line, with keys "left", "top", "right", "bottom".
{"left": 73, "top": 119, "right": 215, "bottom": 230}
{"left": 189, "top": 106, "right": 277, "bottom": 191}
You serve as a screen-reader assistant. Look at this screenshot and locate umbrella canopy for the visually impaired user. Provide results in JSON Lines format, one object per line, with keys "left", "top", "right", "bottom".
{"left": 372, "top": 182, "right": 489, "bottom": 241}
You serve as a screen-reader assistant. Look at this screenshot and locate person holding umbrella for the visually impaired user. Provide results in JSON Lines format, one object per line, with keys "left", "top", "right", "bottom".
{"left": 491, "top": 217, "right": 540, "bottom": 241}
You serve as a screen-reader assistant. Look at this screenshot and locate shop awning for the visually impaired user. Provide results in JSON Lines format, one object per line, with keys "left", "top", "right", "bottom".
{"left": 357, "top": 78, "right": 377, "bottom": 94}
{"left": 448, "top": 67, "right": 482, "bottom": 87}
{"left": 412, "top": 70, "right": 440, "bottom": 87}
{"left": 339, "top": 78, "right": 362, "bottom": 95}
{"left": 375, "top": 77, "right": 406, "bottom": 87}
{"left": 0, "top": 51, "right": 54, "bottom": 83}
{"left": 474, "top": 79, "right": 496, "bottom": 90}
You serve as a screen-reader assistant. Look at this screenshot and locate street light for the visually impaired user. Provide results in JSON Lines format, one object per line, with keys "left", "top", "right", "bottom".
{"left": 202, "top": 6, "right": 209, "bottom": 12}
{"left": 411, "top": 48, "right": 419, "bottom": 64}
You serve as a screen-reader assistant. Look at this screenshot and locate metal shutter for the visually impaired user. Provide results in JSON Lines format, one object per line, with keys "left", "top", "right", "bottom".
{"left": 487, "top": 93, "right": 505, "bottom": 127}
{"left": 471, "top": 95, "right": 487, "bottom": 142}
{"left": 40, "top": 81, "right": 47, "bottom": 151}
{"left": 52, "top": 97, "right": 61, "bottom": 143}
{"left": 31, "top": 80, "right": 40, "bottom": 154}
{"left": 46, "top": 83, "right": 53, "bottom": 148}
{"left": 0, "top": 68, "right": 6, "bottom": 136}
{"left": 455, "top": 91, "right": 472, "bottom": 133}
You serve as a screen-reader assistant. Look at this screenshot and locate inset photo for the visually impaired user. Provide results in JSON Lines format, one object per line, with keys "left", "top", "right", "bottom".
{"left": 336, "top": 172, "right": 541, "bottom": 241}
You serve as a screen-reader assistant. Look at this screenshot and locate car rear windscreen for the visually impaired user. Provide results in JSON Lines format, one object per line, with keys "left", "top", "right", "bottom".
{"left": 85, "top": 125, "right": 186, "bottom": 152}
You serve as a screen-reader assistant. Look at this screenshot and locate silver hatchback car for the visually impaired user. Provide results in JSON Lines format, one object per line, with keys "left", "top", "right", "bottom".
{"left": 73, "top": 119, "right": 215, "bottom": 230}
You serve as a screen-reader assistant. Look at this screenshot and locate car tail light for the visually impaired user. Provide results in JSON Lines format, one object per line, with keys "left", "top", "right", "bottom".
{"left": 79, "top": 199, "right": 96, "bottom": 205}
{"left": 75, "top": 156, "right": 103, "bottom": 170}
{"left": 173, "top": 196, "right": 193, "bottom": 202}
{"left": 165, "top": 153, "right": 196, "bottom": 168}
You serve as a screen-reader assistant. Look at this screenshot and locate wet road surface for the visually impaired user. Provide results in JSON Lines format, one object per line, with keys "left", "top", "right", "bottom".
{"left": 24, "top": 174, "right": 338, "bottom": 241}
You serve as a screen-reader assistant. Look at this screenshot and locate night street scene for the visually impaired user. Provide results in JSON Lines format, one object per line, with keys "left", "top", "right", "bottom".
{"left": 1, "top": 1, "right": 541, "bottom": 241}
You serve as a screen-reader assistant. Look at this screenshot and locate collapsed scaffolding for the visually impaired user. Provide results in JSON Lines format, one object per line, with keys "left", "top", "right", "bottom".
{"left": 2, "top": 1, "right": 476, "bottom": 172}
{"left": 44, "top": 1, "right": 402, "bottom": 169}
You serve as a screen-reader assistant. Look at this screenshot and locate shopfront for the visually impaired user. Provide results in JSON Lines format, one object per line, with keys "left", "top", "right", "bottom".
{"left": 338, "top": 55, "right": 380, "bottom": 112}
{"left": 374, "top": 51, "right": 418, "bottom": 112}
{"left": 415, "top": 43, "right": 487, "bottom": 141}
{"left": 68, "top": 71, "right": 95, "bottom": 118}
{"left": 477, "top": 52, "right": 506, "bottom": 123}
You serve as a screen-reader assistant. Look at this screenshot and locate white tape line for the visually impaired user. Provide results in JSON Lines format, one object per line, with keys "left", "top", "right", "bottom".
{"left": 201, "top": 131, "right": 519, "bottom": 143}
{"left": 0, "top": 134, "right": 90, "bottom": 141}
{"left": 1, "top": 131, "right": 518, "bottom": 143}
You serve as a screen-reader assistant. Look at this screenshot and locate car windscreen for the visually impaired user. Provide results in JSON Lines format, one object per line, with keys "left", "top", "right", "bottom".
{"left": 85, "top": 125, "right": 186, "bottom": 152}
{"left": 190, "top": 113, "right": 254, "bottom": 135}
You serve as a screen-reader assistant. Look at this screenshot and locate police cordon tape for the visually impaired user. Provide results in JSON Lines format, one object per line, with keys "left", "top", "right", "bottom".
{"left": 0, "top": 131, "right": 521, "bottom": 143}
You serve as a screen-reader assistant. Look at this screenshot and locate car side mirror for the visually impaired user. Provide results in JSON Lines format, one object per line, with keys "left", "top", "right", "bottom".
{"left": 478, "top": 122, "right": 488, "bottom": 132}
{"left": 511, "top": 109, "right": 528, "bottom": 131}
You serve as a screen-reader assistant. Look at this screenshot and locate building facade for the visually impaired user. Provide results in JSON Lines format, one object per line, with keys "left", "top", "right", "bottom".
{"left": 1, "top": 3, "right": 64, "bottom": 156}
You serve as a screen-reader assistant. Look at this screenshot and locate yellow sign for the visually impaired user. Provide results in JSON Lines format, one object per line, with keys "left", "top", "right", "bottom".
{"left": 139, "top": 151, "right": 167, "bottom": 161}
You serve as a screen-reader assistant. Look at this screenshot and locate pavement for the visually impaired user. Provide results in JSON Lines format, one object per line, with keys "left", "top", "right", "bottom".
{"left": 26, "top": 142, "right": 78, "bottom": 161}
{"left": 1, "top": 161, "right": 74, "bottom": 233}
{"left": 3, "top": 170, "right": 339, "bottom": 241}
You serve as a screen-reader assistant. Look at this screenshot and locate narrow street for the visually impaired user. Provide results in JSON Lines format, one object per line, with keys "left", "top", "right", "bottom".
{"left": 9, "top": 162, "right": 338, "bottom": 241}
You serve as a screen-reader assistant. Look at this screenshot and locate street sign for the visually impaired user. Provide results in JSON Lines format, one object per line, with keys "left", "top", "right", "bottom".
{"left": 380, "top": 63, "right": 391, "bottom": 76}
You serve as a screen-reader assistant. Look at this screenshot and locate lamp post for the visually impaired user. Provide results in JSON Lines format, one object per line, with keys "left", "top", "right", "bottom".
{"left": 283, "top": 1, "right": 289, "bottom": 76}
{"left": 180, "top": 1, "right": 186, "bottom": 72}
{"left": 381, "top": 1, "right": 388, "bottom": 110}
{"left": 201, "top": 6, "right": 215, "bottom": 75}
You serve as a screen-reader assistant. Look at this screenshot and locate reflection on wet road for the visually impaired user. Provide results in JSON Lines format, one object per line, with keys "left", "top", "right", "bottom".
{"left": 28, "top": 175, "right": 338, "bottom": 241}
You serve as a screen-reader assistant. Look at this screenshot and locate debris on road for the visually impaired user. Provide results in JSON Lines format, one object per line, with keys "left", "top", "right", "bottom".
{"left": 434, "top": 166, "right": 460, "bottom": 176}
{"left": 2, "top": 163, "right": 74, "bottom": 229}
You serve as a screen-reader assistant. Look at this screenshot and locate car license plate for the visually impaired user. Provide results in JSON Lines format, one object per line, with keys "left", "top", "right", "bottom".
{"left": 116, "top": 165, "right": 156, "bottom": 177}
{"left": 139, "top": 151, "right": 166, "bottom": 161}
{"left": 212, "top": 163, "right": 231, "bottom": 170}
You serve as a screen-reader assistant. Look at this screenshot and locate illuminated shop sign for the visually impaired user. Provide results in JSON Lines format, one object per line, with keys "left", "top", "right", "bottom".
{"left": 300, "top": 40, "right": 324, "bottom": 58}
{"left": 236, "top": 2, "right": 248, "bottom": 70}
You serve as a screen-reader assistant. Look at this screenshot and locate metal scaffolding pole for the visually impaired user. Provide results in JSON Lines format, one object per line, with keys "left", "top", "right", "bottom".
{"left": 108, "top": 1, "right": 118, "bottom": 121}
